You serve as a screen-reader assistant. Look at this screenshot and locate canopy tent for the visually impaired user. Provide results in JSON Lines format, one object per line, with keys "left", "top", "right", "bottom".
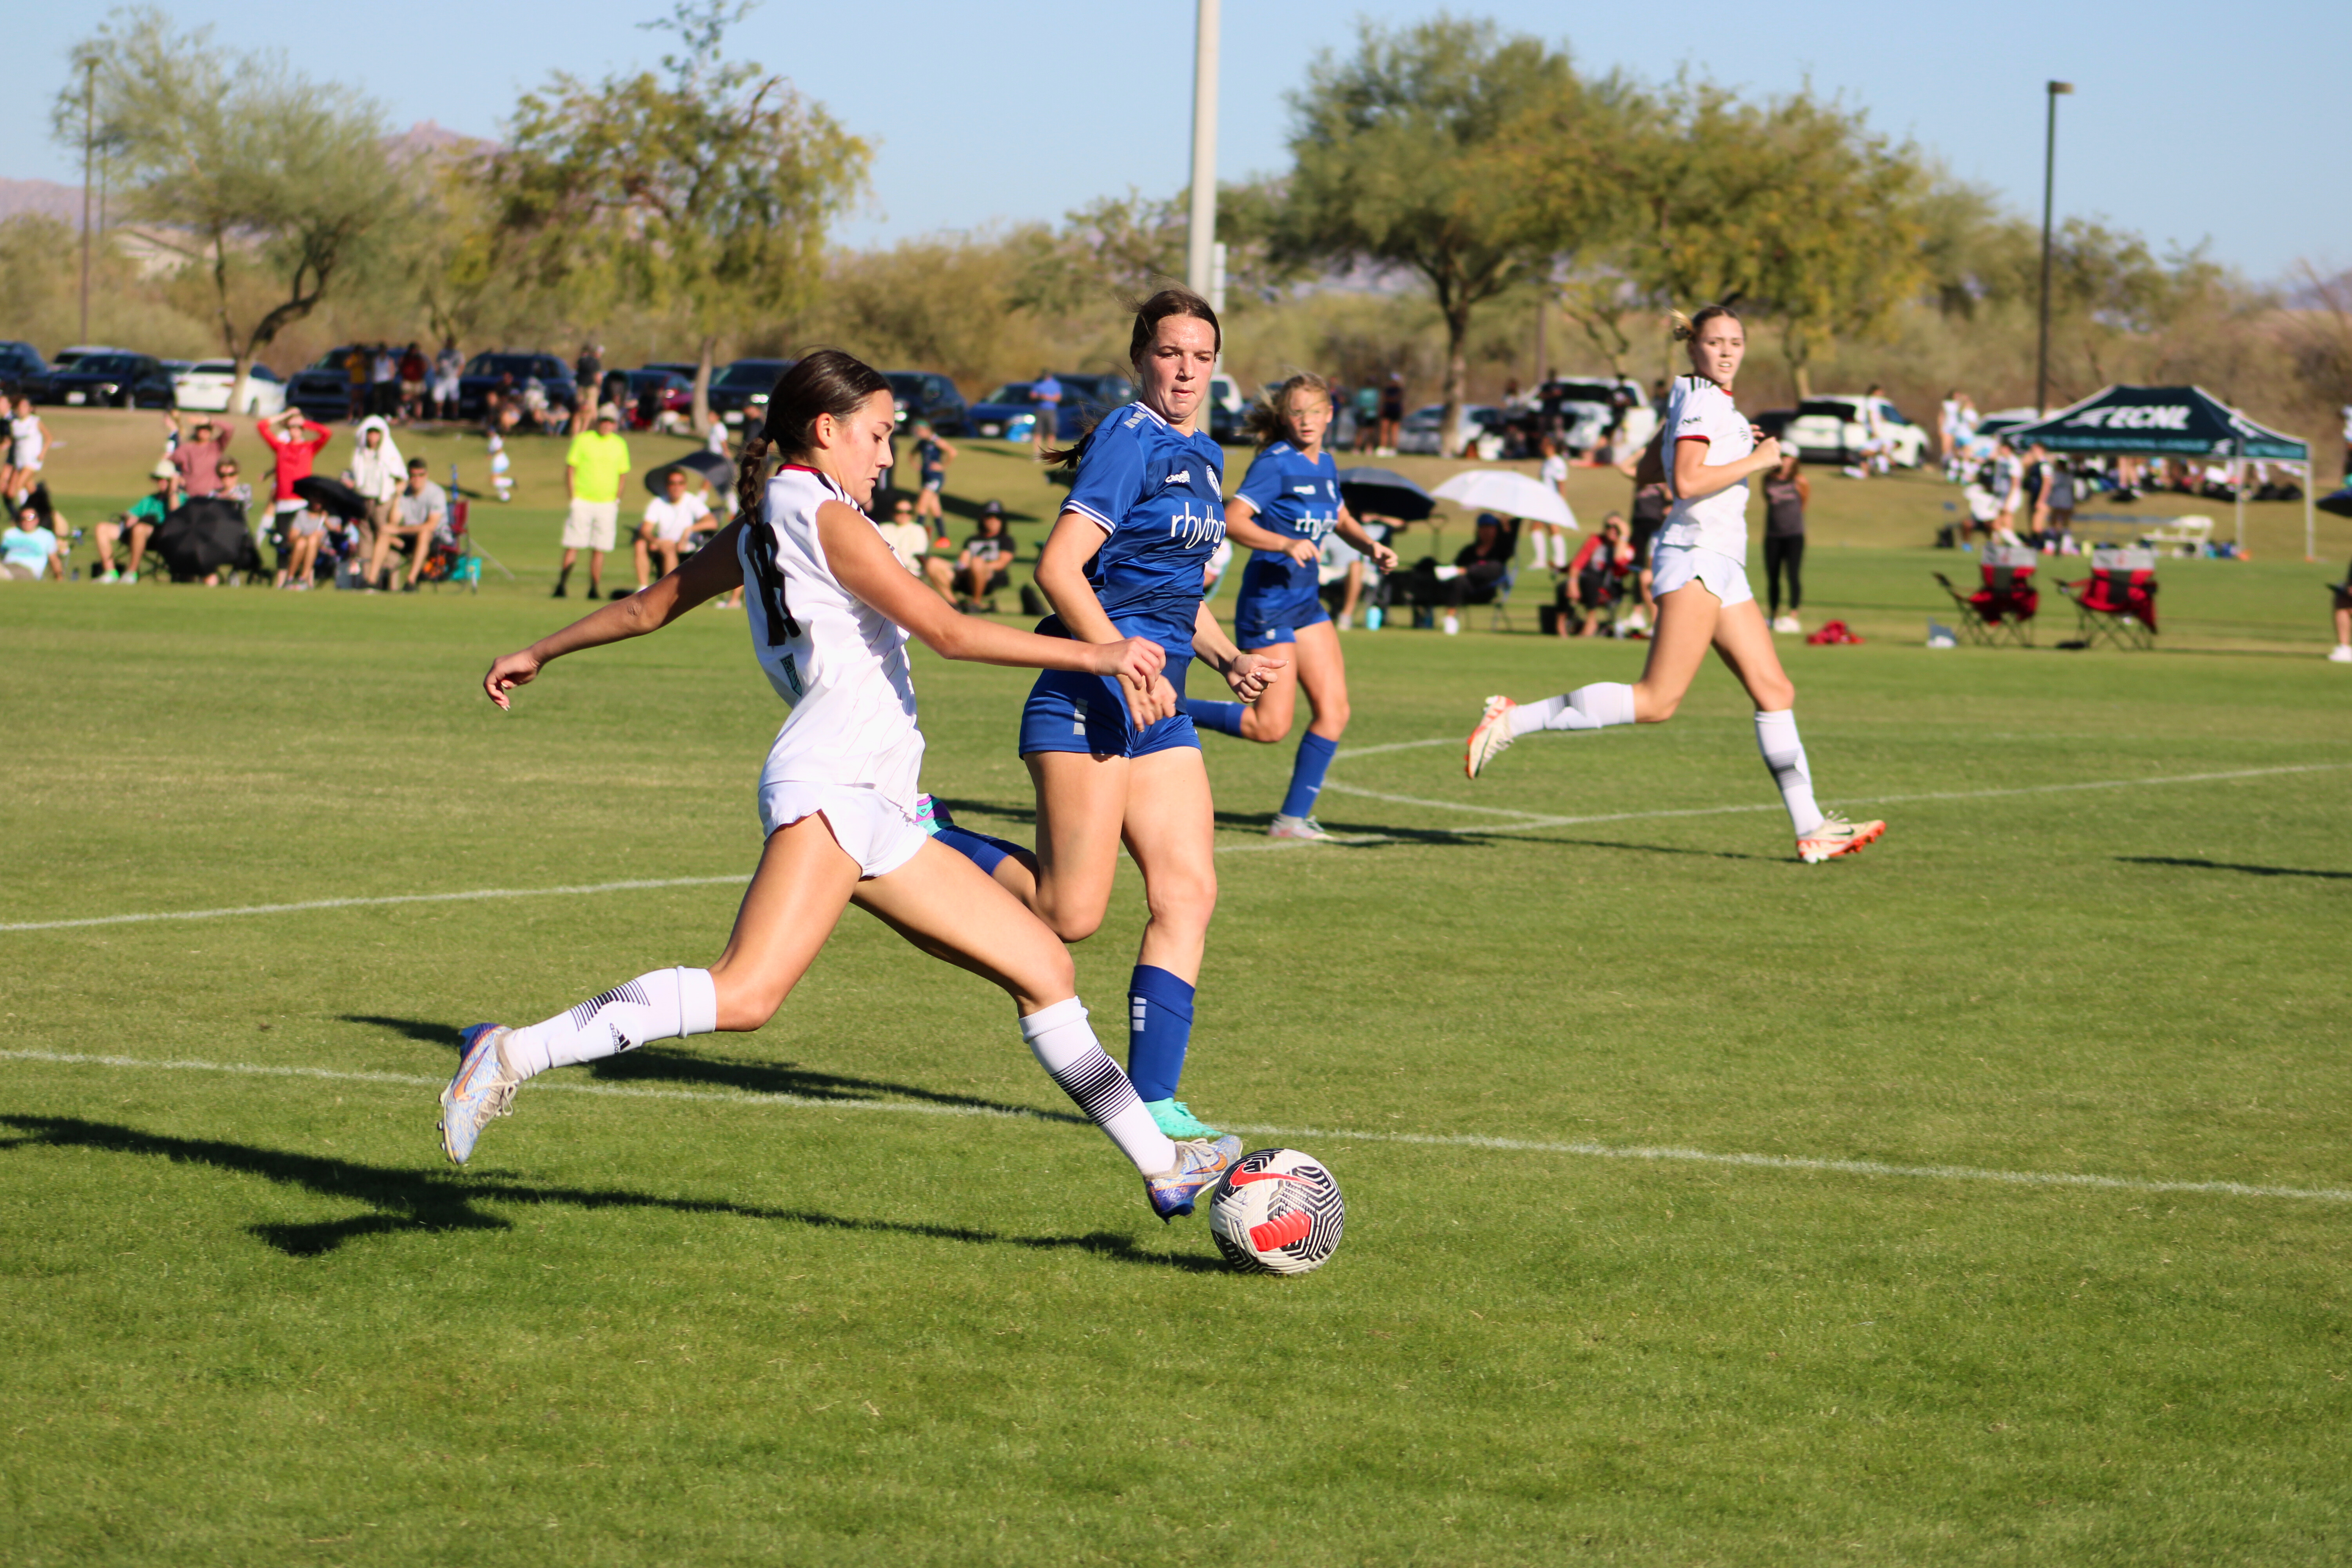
{"left": 2004, "top": 385, "right": 2315, "bottom": 559}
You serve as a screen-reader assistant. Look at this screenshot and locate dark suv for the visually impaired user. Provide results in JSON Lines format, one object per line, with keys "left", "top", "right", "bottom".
{"left": 458, "top": 352, "right": 579, "bottom": 421}
{"left": 42, "top": 351, "right": 176, "bottom": 409}
{"left": 883, "top": 371, "right": 969, "bottom": 436}
{"left": 285, "top": 347, "right": 362, "bottom": 420}
{"left": 0, "top": 341, "right": 51, "bottom": 397}
{"left": 707, "top": 358, "right": 797, "bottom": 426}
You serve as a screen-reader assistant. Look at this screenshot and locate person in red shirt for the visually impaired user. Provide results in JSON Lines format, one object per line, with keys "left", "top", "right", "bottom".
{"left": 258, "top": 410, "right": 333, "bottom": 567}
{"left": 1560, "top": 514, "right": 1635, "bottom": 637}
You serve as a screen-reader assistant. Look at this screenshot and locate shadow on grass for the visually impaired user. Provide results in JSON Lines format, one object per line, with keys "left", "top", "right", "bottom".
{"left": 340, "top": 1016, "right": 1084, "bottom": 1127}
{"left": 2118, "top": 855, "right": 2352, "bottom": 882}
{"left": 928, "top": 796, "right": 1034, "bottom": 831}
{"left": 0, "top": 1115, "right": 1222, "bottom": 1272}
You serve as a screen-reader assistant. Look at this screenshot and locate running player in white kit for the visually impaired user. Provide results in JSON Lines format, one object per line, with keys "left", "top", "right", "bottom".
{"left": 439, "top": 350, "right": 1237, "bottom": 1220}
{"left": 1462, "top": 306, "right": 1885, "bottom": 864}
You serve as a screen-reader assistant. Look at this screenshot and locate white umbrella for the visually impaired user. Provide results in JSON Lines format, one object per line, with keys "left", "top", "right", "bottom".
{"left": 1431, "top": 469, "right": 1577, "bottom": 529}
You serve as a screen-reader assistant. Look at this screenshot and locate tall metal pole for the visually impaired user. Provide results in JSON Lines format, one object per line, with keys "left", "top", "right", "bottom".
{"left": 79, "top": 58, "right": 95, "bottom": 345}
{"left": 2034, "top": 80, "right": 2074, "bottom": 415}
{"left": 1185, "top": 0, "right": 1220, "bottom": 301}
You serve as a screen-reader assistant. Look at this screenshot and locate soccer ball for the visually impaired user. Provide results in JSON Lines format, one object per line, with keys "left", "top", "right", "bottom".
{"left": 1208, "top": 1148, "right": 1345, "bottom": 1275}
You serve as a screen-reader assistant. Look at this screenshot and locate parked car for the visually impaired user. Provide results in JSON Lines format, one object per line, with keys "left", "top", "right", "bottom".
{"left": 1204, "top": 374, "right": 1249, "bottom": 443}
{"left": 968, "top": 374, "right": 1136, "bottom": 441}
{"left": 42, "top": 351, "right": 178, "bottom": 409}
{"left": 1784, "top": 394, "right": 1928, "bottom": 468}
{"left": 707, "top": 358, "right": 797, "bottom": 426}
{"left": 622, "top": 368, "right": 694, "bottom": 430}
{"left": 883, "top": 371, "right": 968, "bottom": 436}
{"left": 1540, "top": 377, "right": 1650, "bottom": 455}
{"left": 1396, "top": 403, "right": 1504, "bottom": 456}
{"left": 171, "top": 358, "right": 287, "bottom": 416}
{"left": 458, "top": 352, "right": 579, "bottom": 421}
{"left": 283, "top": 347, "right": 361, "bottom": 420}
{"left": 0, "top": 341, "right": 51, "bottom": 394}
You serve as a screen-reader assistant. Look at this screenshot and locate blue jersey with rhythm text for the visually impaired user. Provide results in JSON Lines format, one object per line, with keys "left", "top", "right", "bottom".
{"left": 1232, "top": 441, "right": 1341, "bottom": 621}
{"left": 1061, "top": 402, "right": 1225, "bottom": 662}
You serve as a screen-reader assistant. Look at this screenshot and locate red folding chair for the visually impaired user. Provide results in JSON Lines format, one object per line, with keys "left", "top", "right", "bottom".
{"left": 419, "top": 497, "right": 482, "bottom": 592}
{"left": 1933, "top": 545, "right": 2040, "bottom": 646}
{"left": 2059, "top": 546, "right": 2158, "bottom": 649}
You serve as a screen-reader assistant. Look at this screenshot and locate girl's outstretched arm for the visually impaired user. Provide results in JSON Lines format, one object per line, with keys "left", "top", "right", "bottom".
{"left": 483, "top": 521, "right": 747, "bottom": 708}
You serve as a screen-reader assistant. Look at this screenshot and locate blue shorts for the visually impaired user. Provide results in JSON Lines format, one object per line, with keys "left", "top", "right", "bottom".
{"left": 1020, "top": 660, "right": 1199, "bottom": 760}
{"left": 1233, "top": 581, "right": 1330, "bottom": 651}
{"left": 920, "top": 472, "right": 943, "bottom": 492}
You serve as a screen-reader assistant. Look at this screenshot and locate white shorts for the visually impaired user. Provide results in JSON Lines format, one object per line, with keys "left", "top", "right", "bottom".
{"left": 561, "top": 499, "right": 619, "bottom": 551}
{"left": 756, "top": 780, "right": 927, "bottom": 880}
{"left": 1650, "top": 544, "right": 1753, "bottom": 608}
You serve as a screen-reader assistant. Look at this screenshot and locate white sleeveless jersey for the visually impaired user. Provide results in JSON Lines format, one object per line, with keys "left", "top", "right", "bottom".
{"left": 1658, "top": 375, "right": 1755, "bottom": 561}
{"left": 738, "top": 465, "right": 925, "bottom": 814}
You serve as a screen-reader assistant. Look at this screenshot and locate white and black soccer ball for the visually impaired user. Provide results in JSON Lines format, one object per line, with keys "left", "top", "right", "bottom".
{"left": 1208, "top": 1148, "right": 1344, "bottom": 1275}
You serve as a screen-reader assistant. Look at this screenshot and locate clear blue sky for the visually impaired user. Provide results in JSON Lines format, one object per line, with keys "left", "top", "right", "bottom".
{"left": 4, "top": 0, "right": 2342, "bottom": 281}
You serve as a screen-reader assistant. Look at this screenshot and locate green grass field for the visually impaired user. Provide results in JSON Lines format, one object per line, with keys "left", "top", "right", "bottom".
{"left": 5, "top": 411, "right": 2351, "bottom": 1564}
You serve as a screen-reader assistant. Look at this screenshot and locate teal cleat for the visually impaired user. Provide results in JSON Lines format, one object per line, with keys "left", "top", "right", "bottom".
{"left": 438, "top": 1024, "right": 521, "bottom": 1165}
{"left": 1144, "top": 1096, "right": 1233, "bottom": 1143}
{"left": 1145, "top": 1138, "right": 1237, "bottom": 1221}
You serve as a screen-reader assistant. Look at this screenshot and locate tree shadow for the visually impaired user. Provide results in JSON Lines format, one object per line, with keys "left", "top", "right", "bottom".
{"left": 0, "top": 1116, "right": 1222, "bottom": 1271}
{"left": 2117, "top": 855, "right": 2352, "bottom": 882}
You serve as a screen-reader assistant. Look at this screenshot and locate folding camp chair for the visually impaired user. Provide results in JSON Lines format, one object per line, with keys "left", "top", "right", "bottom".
{"left": 2058, "top": 546, "right": 2158, "bottom": 649}
{"left": 1932, "top": 544, "right": 2040, "bottom": 645}
{"left": 420, "top": 498, "right": 482, "bottom": 593}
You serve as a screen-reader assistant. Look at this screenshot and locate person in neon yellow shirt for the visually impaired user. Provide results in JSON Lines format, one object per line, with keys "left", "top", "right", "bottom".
{"left": 557, "top": 407, "right": 632, "bottom": 598}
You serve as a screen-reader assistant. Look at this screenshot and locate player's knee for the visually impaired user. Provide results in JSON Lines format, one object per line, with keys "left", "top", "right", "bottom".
{"left": 1038, "top": 903, "right": 1104, "bottom": 945}
{"left": 1145, "top": 871, "right": 1217, "bottom": 931}
{"left": 1638, "top": 689, "right": 1679, "bottom": 723}
{"left": 1753, "top": 673, "right": 1796, "bottom": 711}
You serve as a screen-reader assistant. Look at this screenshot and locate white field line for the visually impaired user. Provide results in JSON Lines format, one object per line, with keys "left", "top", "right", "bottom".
{"left": 4, "top": 1048, "right": 2345, "bottom": 1206}
{"left": 5, "top": 759, "right": 2347, "bottom": 930}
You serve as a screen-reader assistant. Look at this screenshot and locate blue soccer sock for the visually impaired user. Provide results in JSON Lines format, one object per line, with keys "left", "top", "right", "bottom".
{"left": 935, "top": 825, "right": 1021, "bottom": 875}
{"left": 1125, "top": 964, "right": 1196, "bottom": 1103}
{"left": 1180, "top": 698, "right": 1248, "bottom": 737}
{"left": 1278, "top": 731, "right": 1341, "bottom": 819}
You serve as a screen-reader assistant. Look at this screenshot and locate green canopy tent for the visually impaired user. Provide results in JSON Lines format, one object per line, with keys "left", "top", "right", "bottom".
{"left": 2005, "top": 385, "right": 2315, "bottom": 559}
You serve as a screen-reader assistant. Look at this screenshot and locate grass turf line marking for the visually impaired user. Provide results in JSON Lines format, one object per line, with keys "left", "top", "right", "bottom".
{"left": 7, "top": 1048, "right": 2348, "bottom": 1207}
{"left": 7, "top": 762, "right": 2346, "bottom": 928}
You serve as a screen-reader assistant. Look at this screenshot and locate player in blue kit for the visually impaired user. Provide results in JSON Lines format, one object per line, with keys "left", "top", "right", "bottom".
{"left": 929, "top": 288, "right": 1283, "bottom": 1150}
{"left": 1181, "top": 374, "right": 1399, "bottom": 840}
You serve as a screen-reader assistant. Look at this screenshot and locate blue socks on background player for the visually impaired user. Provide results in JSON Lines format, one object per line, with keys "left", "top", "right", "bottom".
{"left": 1125, "top": 964, "right": 1195, "bottom": 1103}
{"left": 1279, "top": 732, "right": 1339, "bottom": 820}
{"left": 1179, "top": 698, "right": 1248, "bottom": 737}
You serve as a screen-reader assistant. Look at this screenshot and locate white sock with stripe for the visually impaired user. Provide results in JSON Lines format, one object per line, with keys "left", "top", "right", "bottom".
{"left": 1508, "top": 682, "right": 1637, "bottom": 737}
{"left": 502, "top": 967, "right": 719, "bottom": 1080}
{"left": 1020, "top": 997, "right": 1180, "bottom": 1177}
{"left": 1754, "top": 709, "right": 1826, "bottom": 835}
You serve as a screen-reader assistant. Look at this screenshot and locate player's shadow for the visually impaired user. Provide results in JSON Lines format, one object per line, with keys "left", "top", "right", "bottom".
{"left": 2117, "top": 855, "right": 2352, "bottom": 881}
{"left": 338, "top": 1016, "right": 1082, "bottom": 1126}
{"left": 1514, "top": 835, "right": 1772, "bottom": 863}
{"left": 927, "top": 796, "right": 1033, "bottom": 830}
{"left": 0, "top": 1115, "right": 1222, "bottom": 1272}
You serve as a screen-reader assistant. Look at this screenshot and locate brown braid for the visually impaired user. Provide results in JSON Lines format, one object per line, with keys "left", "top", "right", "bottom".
{"left": 734, "top": 434, "right": 773, "bottom": 528}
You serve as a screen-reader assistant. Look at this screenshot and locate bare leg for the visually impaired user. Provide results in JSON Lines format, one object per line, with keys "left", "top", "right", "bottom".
{"left": 1109, "top": 749, "right": 1218, "bottom": 985}
{"left": 1000, "top": 751, "right": 1129, "bottom": 941}
{"left": 633, "top": 531, "right": 653, "bottom": 590}
{"left": 127, "top": 524, "right": 154, "bottom": 576}
{"left": 405, "top": 527, "right": 433, "bottom": 588}
{"left": 1628, "top": 582, "right": 1726, "bottom": 722}
{"left": 1705, "top": 596, "right": 1797, "bottom": 713}
{"left": 1290, "top": 620, "right": 1351, "bottom": 741}
{"left": 1236, "top": 639, "right": 1300, "bottom": 743}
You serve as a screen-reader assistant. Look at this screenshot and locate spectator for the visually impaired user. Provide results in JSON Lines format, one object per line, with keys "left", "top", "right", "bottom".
{"left": 520, "top": 375, "right": 554, "bottom": 434}
{"left": 8, "top": 394, "right": 49, "bottom": 506}
{"left": 1028, "top": 368, "right": 1063, "bottom": 457}
{"left": 1761, "top": 443, "right": 1809, "bottom": 632}
{"left": 1377, "top": 374, "right": 1405, "bottom": 456}
{"left": 2033, "top": 454, "right": 2078, "bottom": 547}
{"left": 344, "top": 345, "right": 368, "bottom": 421}
{"left": 923, "top": 499, "right": 1017, "bottom": 611}
{"left": 483, "top": 371, "right": 517, "bottom": 432}
{"left": 875, "top": 495, "right": 935, "bottom": 579}
{"left": 398, "top": 343, "right": 427, "bottom": 421}
{"left": 1, "top": 500, "right": 62, "bottom": 581}
{"left": 366, "top": 457, "right": 447, "bottom": 591}
{"left": 1323, "top": 511, "right": 1390, "bottom": 630}
{"left": 1535, "top": 436, "right": 1571, "bottom": 572}
{"left": 1992, "top": 439, "right": 2027, "bottom": 543}
{"left": 910, "top": 420, "right": 958, "bottom": 532}
{"left": 1937, "top": 388, "right": 1962, "bottom": 472}
{"left": 1350, "top": 382, "right": 1379, "bottom": 452}
{"left": 1400, "top": 512, "right": 1519, "bottom": 634}
{"left": 2328, "top": 559, "right": 2350, "bottom": 663}
{"left": 432, "top": 340, "right": 464, "bottom": 421}
{"left": 633, "top": 465, "right": 716, "bottom": 591}
{"left": 343, "top": 415, "right": 406, "bottom": 560}
{"left": 256, "top": 409, "right": 332, "bottom": 559}
{"left": 572, "top": 343, "right": 603, "bottom": 434}
{"left": 214, "top": 456, "right": 252, "bottom": 511}
{"left": 370, "top": 344, "right": 398, "bottom": 418}
{"left": 1558, "top": 514, "right": 1635, "bottom": 637}
{"left": 555, "top": 407, "right": 630, "bottom": 599}
{"left": 274, "top": 496, "right": 332, "bottom": 590}
{"left": 101, "top": 462, "right": 178, "bottom": 584}
{"left": 169, "top": 416, "right": 235, "bottom": 499}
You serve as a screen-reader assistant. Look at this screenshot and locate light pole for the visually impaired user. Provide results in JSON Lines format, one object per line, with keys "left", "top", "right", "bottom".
{"left": 2034, "top": 80, "right": 2074, "bottom": 416}
{"left": 79, "top": 57, "right": 95, "bottom": 346}
{"left": 1186, "top": 0, "right": 1220, "bottom": 303}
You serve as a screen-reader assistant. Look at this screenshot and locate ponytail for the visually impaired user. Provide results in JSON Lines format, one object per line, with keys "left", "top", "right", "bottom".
{"left": 734, "top": 432, "right": 773, "bottom": 530}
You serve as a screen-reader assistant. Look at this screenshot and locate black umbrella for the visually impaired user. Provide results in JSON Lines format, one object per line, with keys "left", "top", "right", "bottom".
{"left": 2318, "top": 488, "right": 2352, "bottom": 520}
{"left": 152, "top": 497, "right": 260, "bottom": 581}
{"left": 1336, "top": 466, "right": 1435, "bottom": 522}
{"left": 293, "top": 474, "right": 370, "bottom": 521}
{"left": 645, "top": 449, "right": 735, "bottom": 495}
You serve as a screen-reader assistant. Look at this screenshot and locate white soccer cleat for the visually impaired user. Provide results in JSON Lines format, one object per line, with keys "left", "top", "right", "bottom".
{"left": 1771, "top": 614, "right": 1803, "bottom": 634}
{"left": 1464, "top": 695, "right": 1517, "bottom": 780}
{"left": 1796, "top": 813, "right": 1886, "bottom": 864}
{"left": 1267, "top": 813, "right": 1332, "bottom": 842}
{"left": 2328, "top": 644, "right": 2352, "bottom": 664}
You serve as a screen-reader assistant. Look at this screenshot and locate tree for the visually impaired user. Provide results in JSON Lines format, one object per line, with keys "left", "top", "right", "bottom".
{"left": 489, "top": 0, "right": 869, "bottom": 432}
{"left": 1280, "top": 18, "right": 1581, "bottom": 454}
{"left": 54, "top": 7, "right": 398, "bottom": 416}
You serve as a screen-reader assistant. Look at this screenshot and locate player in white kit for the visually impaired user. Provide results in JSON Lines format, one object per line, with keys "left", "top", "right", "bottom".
{"left": 1463, "top": 306, "right": 1885, "bottom": 864}
{"left": 439, "top": 350, "right": 1237, "bottom": 1220}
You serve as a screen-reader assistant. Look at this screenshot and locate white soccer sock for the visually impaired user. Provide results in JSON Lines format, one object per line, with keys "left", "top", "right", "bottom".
{"left": 1020, "top": 997, "right": 1180, "bottom": 1177}
{"left": 1508, "top": 682, "right": 1637, "bottom": 738}
{"left": 502, "top": 967, "right": 719, "bottom": 1081}
{"left": 1754, "top": 709, "right": 1826, "bottom": 835}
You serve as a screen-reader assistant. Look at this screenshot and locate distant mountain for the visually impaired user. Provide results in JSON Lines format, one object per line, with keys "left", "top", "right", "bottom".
{"left": 0, "top": 178, "right": 87, "bottom": 226}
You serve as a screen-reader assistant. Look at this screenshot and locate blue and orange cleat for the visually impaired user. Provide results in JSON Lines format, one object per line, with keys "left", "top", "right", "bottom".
{"left": 438, "top": 1023, "right": 521, "bottom": 1165}
{"left": 1145, "top": 1138, "right": 1238, "bottom": 1221}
